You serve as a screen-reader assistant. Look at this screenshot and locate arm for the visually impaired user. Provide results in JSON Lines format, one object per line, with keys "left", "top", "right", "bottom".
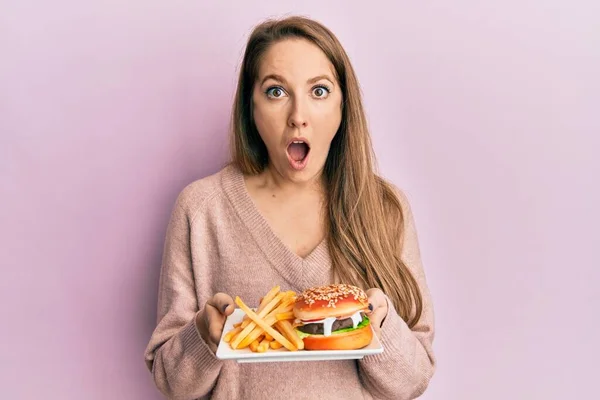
{"left": 144, "top": 193, "right": 222, "bottom": 400}
{"left": 359, "top": 190, "right": 436, "bottom": 399}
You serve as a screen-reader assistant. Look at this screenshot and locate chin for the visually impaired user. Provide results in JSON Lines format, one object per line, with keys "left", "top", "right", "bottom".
{"left": 273, "top": 160, "right": 323, "bottom": 185}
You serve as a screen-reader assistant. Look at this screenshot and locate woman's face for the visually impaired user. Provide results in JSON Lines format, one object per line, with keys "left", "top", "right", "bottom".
{"left": 252, "top": 38, "right": 343, "bottom": 184}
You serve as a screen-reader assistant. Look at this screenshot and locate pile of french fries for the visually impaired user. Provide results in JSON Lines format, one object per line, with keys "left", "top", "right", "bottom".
{"left": 223, "top": 285, "right": 304, "bottom": 352}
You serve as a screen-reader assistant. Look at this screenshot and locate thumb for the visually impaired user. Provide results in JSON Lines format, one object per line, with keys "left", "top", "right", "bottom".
{"left": 208, "top": 293, "right": 235, "bottom": 316}
{"left": 369, "top": 305, "right": 388, "bottom": 329}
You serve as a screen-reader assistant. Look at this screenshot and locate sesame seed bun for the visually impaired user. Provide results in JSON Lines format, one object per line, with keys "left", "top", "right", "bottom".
{"left": 293, "top": 283, "right": 370, "bottom": 321}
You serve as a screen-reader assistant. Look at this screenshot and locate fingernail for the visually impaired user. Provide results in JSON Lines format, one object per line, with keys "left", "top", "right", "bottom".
{"left": 368, "top": 303, "right": 373, "bottom": 311}
{"left": 222, "top": 304, "right": 229, "bottom": 312}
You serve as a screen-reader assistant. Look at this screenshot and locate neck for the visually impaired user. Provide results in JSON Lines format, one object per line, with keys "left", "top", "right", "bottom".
{"left": 260, "top": 164, "right": 326, "bottom": 196}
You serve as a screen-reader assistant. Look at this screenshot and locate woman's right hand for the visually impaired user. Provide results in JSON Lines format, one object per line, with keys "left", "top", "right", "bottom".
{"left": 196, "top": 293, "right": 235, "bottom": 353}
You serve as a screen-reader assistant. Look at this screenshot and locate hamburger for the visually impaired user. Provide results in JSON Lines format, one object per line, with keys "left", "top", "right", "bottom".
{"left": 293, "top": 283, "right": 373, "bottom": 350}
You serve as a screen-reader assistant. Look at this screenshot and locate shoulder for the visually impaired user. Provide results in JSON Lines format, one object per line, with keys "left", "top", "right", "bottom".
{"left": 172, "top": 164, "right": 236, "bottom": 221}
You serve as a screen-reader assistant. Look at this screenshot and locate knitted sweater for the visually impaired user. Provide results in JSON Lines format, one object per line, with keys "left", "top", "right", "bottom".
{"left": 144, "top": 164, "right": 436, "bottom": 400}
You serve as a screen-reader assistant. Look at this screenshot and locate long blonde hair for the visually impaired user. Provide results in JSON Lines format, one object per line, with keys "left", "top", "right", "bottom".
{"left": 229, "top": 16, "right": 423, "bottom": 327}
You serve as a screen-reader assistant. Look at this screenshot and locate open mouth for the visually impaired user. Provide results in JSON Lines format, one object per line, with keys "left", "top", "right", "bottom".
{"left": 286, "top": 139, "right": 311, "bottom": 170}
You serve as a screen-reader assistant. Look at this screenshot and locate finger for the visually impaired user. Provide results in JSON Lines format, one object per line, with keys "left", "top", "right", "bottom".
{"left": 369, "top": 306, "right": 388, "bottom": 329}
{"left": 208, "top": 319, "right": 226, "bottom": 344}
{"left": 201, "top": 313, "right": 218, "bottom": 353}
{"left": 204, "top": 306, "right": 227, "bottom": 344}
{"left": 366, "top": 291, "right": 387, "bottom": 327}
{"left": 207, "top": 293, "right": 235, "bottom": 316}
{"left": 365, "top": 288, "right": 386, "bottom": 307}
{"left": 205, "top": 293, "right": 235, "bottom": 344}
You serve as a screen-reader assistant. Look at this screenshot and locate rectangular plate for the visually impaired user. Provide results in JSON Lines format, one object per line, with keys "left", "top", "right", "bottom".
{"left": 216, "top": 309, "right": 384, "bottom": 363}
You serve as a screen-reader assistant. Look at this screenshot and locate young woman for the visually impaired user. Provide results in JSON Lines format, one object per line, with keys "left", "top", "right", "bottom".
{"left": 145, "top": 15, "right": 436, "bottom": 400}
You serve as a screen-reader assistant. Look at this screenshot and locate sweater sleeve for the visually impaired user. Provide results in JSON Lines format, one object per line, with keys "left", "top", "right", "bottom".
{"left": 144, "top": 192, "right": 222, "bottom": 400}
{"left": 358, "top": 189, "right": 436, "bottom": 400}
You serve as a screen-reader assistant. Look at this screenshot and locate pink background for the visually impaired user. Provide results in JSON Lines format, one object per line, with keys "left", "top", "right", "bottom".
{"left": 2, "top": 1, "right": 598, "bottom": 399}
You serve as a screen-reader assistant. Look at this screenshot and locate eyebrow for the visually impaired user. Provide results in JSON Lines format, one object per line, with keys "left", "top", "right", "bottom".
{"left": 260, "top": 74, "right": 335, "bottom": 86}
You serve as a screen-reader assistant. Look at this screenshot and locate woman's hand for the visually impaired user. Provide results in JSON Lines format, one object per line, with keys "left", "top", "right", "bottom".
{"left": 196, "top": 293, "right": 235, "bottom": 353}
{"left": 365, "top": 288, "right": 389, "bottom": 338}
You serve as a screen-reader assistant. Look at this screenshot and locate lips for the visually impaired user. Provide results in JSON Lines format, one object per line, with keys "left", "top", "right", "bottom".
{"left": 286, "top": 138, "right": 311, "bottom": 171}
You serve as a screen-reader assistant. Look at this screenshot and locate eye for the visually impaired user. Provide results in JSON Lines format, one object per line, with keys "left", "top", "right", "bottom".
{"left": 312, "top": 85, "right": 331, "bottom": 99}
{"left": 266, "top": 86, "right": 286, "bottom": 99}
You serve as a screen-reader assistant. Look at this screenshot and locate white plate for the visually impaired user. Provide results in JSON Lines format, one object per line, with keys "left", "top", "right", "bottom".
{"left": 216, "top": 309, "right": 384, "bottom": 363}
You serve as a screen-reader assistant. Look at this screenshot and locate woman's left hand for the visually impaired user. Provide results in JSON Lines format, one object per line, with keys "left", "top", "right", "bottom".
{"left": 365, "top": 288, "right": 389, "bottom": 338}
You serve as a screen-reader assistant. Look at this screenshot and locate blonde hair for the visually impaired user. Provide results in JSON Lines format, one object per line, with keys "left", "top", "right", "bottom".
{"left": 229, "top": 16, "right": 423, "bottom": 327}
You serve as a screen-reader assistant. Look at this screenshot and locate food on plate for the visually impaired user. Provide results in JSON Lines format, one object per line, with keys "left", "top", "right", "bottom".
{"left": 235, "top": 296, "right": 297, "bottom": 351}
{"left": 222, "top": 283, "right": 374, "bottom": 353}
{"left": 223, "top": 285, "right": 304, "bottom": 352}
{"left": 293, "top": 283, "right": 373, "bottom": 350}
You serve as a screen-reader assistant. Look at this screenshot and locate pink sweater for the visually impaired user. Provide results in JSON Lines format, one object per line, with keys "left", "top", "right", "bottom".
{"left": 144, "top": 164, "right": 436, "bottom": 400}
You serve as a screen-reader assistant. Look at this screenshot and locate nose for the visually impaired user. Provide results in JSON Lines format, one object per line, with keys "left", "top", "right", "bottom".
{"left": 288, "top": 98, "right": 308, "bottom": 129}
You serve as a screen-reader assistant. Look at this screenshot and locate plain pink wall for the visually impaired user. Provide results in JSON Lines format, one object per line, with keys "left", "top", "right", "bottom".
{"left": 2, "top": 1, "right": 598, "bottom": 399}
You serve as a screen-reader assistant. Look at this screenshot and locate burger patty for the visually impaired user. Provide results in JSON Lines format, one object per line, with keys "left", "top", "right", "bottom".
{"left": 297, "top": 315, "right": 364, "bottom": 335}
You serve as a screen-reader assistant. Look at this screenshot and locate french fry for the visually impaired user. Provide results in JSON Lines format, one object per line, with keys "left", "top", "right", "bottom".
{"left": 276, "top": 320, "right": 304, "bottom": 350}
{"left": 237, "top": 299, "right": 294, "bottom": 348}
{"left": 274, "top": 297, "right": 295, "bottom": 313}
{"left": 240, "top": 286, "right": 280, "bottom": 329}
{"left": 224, "top": 326, "right": 242, "bottom": 343}
{"left": 228, "top": 287, "right": 298, "bottom": 353}
{"left": 241, "top": 291, "right": 286, "bottom": 329}
{"left": 258, "top": 337, "right": 270, "bottom": 353}
{"left": 235, "top": 296, "right": 297, "bottom": 351}
{"left": 269, "top": 340, "right": 283, "bottom": 349}
{"left": 238, "top": 306, "right": 289, "bottom": 349}
{"left": 231, "top": 292, "right": 286, "bottom": 349}
{"left": 237, "top": 314, "right": 277, "bottom": 349}
{"left": 285, "top": 290, "right": 297, "bottom": 299}
{"left": 230, "top": 332, "right": 242, "bottom": 346}
{"left": 256, "top": 286, "right": 281, "bottom": 313}
{"left": 276, "top": 311, "right": 294, "bottom": 321}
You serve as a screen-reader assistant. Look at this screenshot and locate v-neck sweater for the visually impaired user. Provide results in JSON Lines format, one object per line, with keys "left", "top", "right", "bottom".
{"left": 144, "top": 164, "right": 436, "bottom": 400}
